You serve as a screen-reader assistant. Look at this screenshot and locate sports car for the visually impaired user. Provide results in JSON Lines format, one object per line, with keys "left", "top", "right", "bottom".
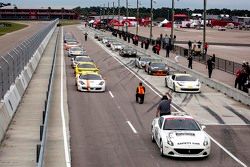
{"left": 165, "top": 73, "right": 201, "bottom": 93}
{"left": 151, "top": 114, "right": 211, "bottom": 158}
{"left": 102, "top": 37, "right": 115, "bottom": 44}
{"left": 119, "top": 46, "right": 137, "bottom": 57}
{"left": 75, "top": 62, "right": 99, "bottom": 75}
{"left": 110, "top": 42, "right": 124, "bottom": 51}
{"left": 94, "top": 33, "right": 101, "bottom": 39}
{"left": 71, "top": 56, "right": 93, "bottom": 68}
{"left": 76, "top": 72, "right": 105, "bottom": 92}
{"left": 145, "top": 62, "right": 169, "bottom": 76}
{"left": 64, "top": 41, "right": 80, "bottom": 50}
{"left": 68, "top": 46, "right": 86, "bottom": 57}
{"left": 106, "top": 39, "right": 117, "bottom": 47}
{"left": 135, "top": 56, "right": 162, "bottom": 69}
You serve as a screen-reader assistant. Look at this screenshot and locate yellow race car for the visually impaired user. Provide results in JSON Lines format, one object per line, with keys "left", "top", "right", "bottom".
{"left": 74, "top": 62, "right": 99, "bottom": 75}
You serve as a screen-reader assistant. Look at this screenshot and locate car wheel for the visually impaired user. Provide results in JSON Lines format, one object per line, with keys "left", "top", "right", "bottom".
{"left": 173, "top": 83, "right": 176, "bottom": 92}
{"left": 160, "top": 140, "right": 164, "bottom": 157}
{"left": 151, "top": 128, "right": 155, "bottom": 143}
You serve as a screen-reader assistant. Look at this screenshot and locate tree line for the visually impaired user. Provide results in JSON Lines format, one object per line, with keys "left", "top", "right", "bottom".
{"left": 73, "top": 6, "right": 250, "bottom": 20}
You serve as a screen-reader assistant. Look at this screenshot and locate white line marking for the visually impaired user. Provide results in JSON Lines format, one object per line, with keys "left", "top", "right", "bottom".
{"left": 109, "top": 91, "right": 114, "bottom": 98}
{"left": 60, "top": 28, "right": 71, "bottom": 167}
{"left": 206, "top": 133, "right": 247, "bottom": 167}
{"left": 127, "top": 121, "right": 138, "bottom": 134}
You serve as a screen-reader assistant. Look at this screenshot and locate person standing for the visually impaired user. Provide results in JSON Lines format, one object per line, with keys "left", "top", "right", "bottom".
{"left": 187, "top": 55, "right": 193, "bottom": 69}
{"left": 145, "top": 39, "right": 149, "bottom": 50}
{"left": 136, "top": 82, "right": 145, "bottom": 104}
{"left": 204, "top": 42, "right": 208, "bottom": 55}
{"left": 206, "top": 56, "right": 214, "bottom": 78}
{"left": 156, "top": 92, "right": 172, "bottom": 117}
{"left": 211, "top": 54, "right": 216, "bottom": 68}
{"left": 188, "top": 40, "right": 192, "bottom": 50}
{"left": 155, "top": 43, "right": 161, "bottom": 55}
{"left": 141, "top": 40, "right": 144, "bottom": 48}
{"left": 84, "top": 32, "right": 88, "bottom": 41}
{"left": 166, "top": 44, "right": 170, "bottom": 57}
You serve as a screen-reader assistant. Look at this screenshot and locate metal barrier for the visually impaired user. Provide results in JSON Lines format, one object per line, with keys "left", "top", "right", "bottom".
{"left": 110, "top": 28, "right": 243, "bottom": 75}
{"left": 0, "top": 19, "right": 59, "bottom": 99}
{"left": 36, "top": 26, "right": 60, "bottom": 167}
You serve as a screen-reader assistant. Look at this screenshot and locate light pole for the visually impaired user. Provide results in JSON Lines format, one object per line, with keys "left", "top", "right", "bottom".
{"left": 112, "top": 2, "right": 115, "bottom": 19}
{"left": 203, "top": 0, "right": 207, "bottom": 60}
{"left": 118, "top": 0, "right": 120, "bottom": 31}
{"left": 136, "top": 0, "right": 139, "bottom": 36}
{"left": 171, "top": 0, "right": 175, "bottom": 46}
{"left": 126, "top": 0, "right": 129, "bottom": 33}
{"left": 107, "top": 2, "right": 110, "bottom": 22}
{"left": 149, "top": 0, "right": 153, "bottom": 41}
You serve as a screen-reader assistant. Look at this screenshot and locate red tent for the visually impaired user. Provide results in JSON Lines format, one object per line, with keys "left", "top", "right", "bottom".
{"left": 162, "top": 21, "right": 172, "bottom": 28}
{"left": 121, "top": 19, "right": 132, "bottom": 27}
{"left": 109, "top": 19, "right": 123, "bottom": 26}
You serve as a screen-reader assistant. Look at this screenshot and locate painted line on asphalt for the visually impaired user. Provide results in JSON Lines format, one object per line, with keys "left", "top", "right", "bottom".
{"left": 61, "top": 28, "right": 71, "bottom": 167}
{"left": 88, "top": 29, "right": 247, "bottom": 167}
{"left": 127, "top": 121, "right": 138, "bottom": 134}
{"left": 109, "top": 91, "right": 114, "bottom": 98}
{"left": 206, "top": 133, "right": 247, "bottom": 167}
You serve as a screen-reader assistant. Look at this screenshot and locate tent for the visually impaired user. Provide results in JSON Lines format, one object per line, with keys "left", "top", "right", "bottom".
{"left": 158, "top": 19, "right": 169, "bottom": 27}
{"left": 109, "top": 19, "right": 123, "bottom": 26}
{"left": 88, "top": 20, "right": 95, "bottom": 24}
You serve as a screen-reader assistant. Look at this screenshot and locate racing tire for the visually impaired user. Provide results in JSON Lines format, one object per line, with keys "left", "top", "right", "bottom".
{"left": 173, "top": 83, "right": 176, "bottom": 92}
{"left": 160, "top": 140, "right": 164, "bottom": 157}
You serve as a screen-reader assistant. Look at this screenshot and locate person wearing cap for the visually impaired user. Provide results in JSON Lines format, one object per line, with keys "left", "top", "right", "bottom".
{"left": 136, "top": 82, "right": 145, "bottom": 104}
{"left": 156, "top": 92, "right": 172, "bottom": 117}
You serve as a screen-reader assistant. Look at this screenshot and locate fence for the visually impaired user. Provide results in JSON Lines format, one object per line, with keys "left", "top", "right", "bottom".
{"left": 110, "top": 27, "right": 242, "bottom": 75}
{"left": 0, "top": 19, "right": 59, "bottom": 99}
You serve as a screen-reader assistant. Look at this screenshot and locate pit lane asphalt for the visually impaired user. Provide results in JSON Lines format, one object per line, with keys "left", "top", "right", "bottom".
{"left": 64, "top": 25, "right": 249, "bottom": 167}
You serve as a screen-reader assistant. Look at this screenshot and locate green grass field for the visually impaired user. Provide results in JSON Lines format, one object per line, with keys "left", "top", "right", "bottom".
{"left": 0, "top": 22, "right": 28, "bottom": 36}
{"left": 59, "top": 19, "right": 81, "bottom": 26}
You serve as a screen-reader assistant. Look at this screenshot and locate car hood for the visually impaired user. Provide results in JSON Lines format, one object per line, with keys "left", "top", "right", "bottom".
{"left": 150, "top": 66, "right": 167, "bottom": 70}
{"left": 175, "top": 80, "right": 200, "bottom": 86}
{"left": 163, "top": 131, "right": 207, "bottom": 147}
{"left": 79, "top": 79, "right": 105, "bottom": 86}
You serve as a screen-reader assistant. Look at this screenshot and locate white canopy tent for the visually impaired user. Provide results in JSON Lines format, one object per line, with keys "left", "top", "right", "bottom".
{"left": 158, "top": 19, "right": 169, "bottom": 27}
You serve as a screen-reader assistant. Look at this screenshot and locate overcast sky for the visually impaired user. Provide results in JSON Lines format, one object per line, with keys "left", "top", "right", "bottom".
{"left": 2, "top": 0, "right": 250, "bottom": 10}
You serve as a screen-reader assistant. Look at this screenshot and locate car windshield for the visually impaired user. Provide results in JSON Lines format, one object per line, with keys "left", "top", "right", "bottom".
{"left": 163, "top": 118, "right": 200, "bottom": 131}
{"left": 75, "top": 57, "right": 91, "bottom": 62}
{"left": 78, "top": 64, "right": 95, "bottom": 69}
{"left": 113, "top": 43, "right": 121, "bottom": 45}
{"left": 79, "top": 74, "right": 102, "bottom": 80}
{"left": 71, "top": 47, "right": 83, "bottom": 51}
{"left": 151, "top": 59, "right": 162, "bottom": 63}
{"left": 67, "top": 42, "right": 78, "bottom": 45}
{"left": 151, "top": 63, "right": 166, "bottom": 68}
{"left": 140, "top": 57, "right": 152, "bottom": 62}
{"left": 123, "top": 47, "right": 133, "bottom": 50}
{"left": 176, "top": 75, "right": 197, "bottom": 81}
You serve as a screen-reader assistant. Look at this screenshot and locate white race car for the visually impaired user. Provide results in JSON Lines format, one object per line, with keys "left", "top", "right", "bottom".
{"left": 151, "top": 114, "right": 211, "bottom": 158}
{"left": 68, "top": 46, "right": 86, "bottom": 57}
{"left": 76, "top": 73, "right": 106, "bottom": 92}
{"left": 165, "top": 73, "right": 201, "bottom": 93}
{"left": 110, "top": 42, "right": 124, "bottom": 51}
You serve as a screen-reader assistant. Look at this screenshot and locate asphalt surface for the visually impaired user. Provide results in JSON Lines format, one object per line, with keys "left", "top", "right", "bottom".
{"left": 65, "top": 25, "right": 250, "bottom": 167}
{"left": 0, "top": 21, "right": 50, "bottom": 57}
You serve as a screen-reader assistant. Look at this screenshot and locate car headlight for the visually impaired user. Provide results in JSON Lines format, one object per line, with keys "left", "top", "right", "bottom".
{"left": 99, "top": 81, "right": 105, "bottom": 85}
{"left": 203, "top": 137, "right": 209, "bottom": 146}
{"left": 166, "top": 137, "right": 174, "bottom": 146}
{"left": 79, "top": 81, "right": 85, "bottom": 85}
{"left": 177, "top": 82, "right": 184, "bottom": 86}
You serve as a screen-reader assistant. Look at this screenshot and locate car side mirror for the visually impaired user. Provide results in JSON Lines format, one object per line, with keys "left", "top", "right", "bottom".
{"left": 201, "top": 125, "right": 206, "bottom": 130}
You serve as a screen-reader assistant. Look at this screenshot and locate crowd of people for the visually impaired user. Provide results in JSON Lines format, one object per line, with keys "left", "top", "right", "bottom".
{"left": 235, "top": 61, "right": 250, "bottom": 93}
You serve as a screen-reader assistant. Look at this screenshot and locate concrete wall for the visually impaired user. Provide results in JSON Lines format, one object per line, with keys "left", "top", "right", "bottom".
{"left": 0, "top": 22, "right": 57, "bottom": 143}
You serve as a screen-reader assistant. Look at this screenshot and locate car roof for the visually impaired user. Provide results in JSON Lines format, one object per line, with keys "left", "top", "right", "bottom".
{"left": 78, "top": 62, "right": 95, "bottom": 65}
{"left": 174, "top": 73, "right": 192, "bottom": 77}
{"left": 161, "top": 113, "right": 194, "bottom": 120}
{"left": 79, "top": 71, "right": 100, "bottom": 76}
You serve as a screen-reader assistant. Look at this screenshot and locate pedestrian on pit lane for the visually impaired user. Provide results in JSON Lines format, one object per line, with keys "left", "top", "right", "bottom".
{"left": 84, "top": 32, "right": 88, "bottom": 41}
{"left": 206, "top": 56, "right": 214, "bottom": 78}
{"left": 187, "top": 54, "right": 193, "bottom": 69}
{"left": 156, "top": 92, "right": 172, "bottom": 117}
{"left": 136, "top": 82, "right": 145, "bottom": 104}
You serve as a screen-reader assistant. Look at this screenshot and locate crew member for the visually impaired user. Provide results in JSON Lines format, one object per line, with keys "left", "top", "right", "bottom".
{"left": 136, "top": 82, "right": 145, "bottom": 104}
{"left": 156, "top": 92, "right": 172, "bottom": 117}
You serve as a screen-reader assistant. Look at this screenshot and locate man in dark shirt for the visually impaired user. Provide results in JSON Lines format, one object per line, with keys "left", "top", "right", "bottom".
{"left": 206, "top": 56, "right": 214, "bottom": 78}
{"left": 156, "top": 92, "right": 172, "bottom": 117}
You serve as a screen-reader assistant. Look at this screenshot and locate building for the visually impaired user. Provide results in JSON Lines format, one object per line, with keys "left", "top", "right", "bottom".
{"left": 0, "top": 8, "right": 79, "bottom": 20}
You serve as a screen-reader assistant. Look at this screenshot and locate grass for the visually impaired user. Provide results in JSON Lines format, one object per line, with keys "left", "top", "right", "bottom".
{"left": 59, "top": 19, "right": 81, "bottom": 26}
{"left": 0, "top": 21, "right": 28, "bottom": 36}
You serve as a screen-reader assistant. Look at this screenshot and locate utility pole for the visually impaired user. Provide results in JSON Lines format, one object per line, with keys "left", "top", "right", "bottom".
{"left": 107, "top": 2, "right": 110, "bottom": 24}
{"left": 118, "top": 0, "right": 120, "bottom": 31}
{"left": 149, "top": 0, "right": 153, "bottom": 41}
{"left": 136, "top": 0, "right": 139, "bottom": 36}
{"left": 126, "top": 0, "right": 129, "bottom": 33}
{"left": 103, "top": 4, "right": 105, "bottom": 20}
{"left": 112, "top": 2, "right": 115, "bottom": 19}
{"left": 99, "top": 6, "right": 102, "bottom": 21}
{"left": 203, "top": 0, "right": 207, "bottom": 60}
{"left": 171, "top": 0, "right": 175, "bottom": 46}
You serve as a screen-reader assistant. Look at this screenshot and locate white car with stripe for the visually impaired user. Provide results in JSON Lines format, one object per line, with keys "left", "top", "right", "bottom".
{"left": 76, "top": 73, "right": 106, "bottom": 92}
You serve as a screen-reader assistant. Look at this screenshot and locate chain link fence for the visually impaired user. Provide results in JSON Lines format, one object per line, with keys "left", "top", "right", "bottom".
{"left": 0, "top": 19, "right": 58, "bottom": 99}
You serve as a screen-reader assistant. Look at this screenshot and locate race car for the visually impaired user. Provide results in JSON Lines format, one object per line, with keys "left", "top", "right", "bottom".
{"left": 75, "top": 62, "right": 99, "bottom": 75}
{"left": 76, "top": 72, "right": 105, "bottom": 92}
{"left": 119, "top": 46, "right": 137, "bottom": 57}
{"left": 165, "top": 73, "right": 201, "bottom": 93}
{"left": 135, "top": 55, "right": 162, "bottom": 69}
{"left": 68, "top": 46, "right": 86, "bottom": 57}
{"left": 71, "top": 56, "right": 93, "bottom": 68}
{"left": 151, "top": 114, "right": 211, "bottom": 158}
{"left": 145, "top": 62, "right": 169, "bottom": 76}
{"left": 110, "top": 42, "right": 124, "bottom": 51}
{"left": 64, "top": 40, "right": 80, "bottom": 50}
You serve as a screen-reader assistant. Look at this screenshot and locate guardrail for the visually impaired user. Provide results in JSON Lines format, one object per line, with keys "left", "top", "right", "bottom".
{"left": 36, "top": 26, "right": 60, "bottom": 167}
{"left": 0, "top": 19, "right": 59, "bottom": 99}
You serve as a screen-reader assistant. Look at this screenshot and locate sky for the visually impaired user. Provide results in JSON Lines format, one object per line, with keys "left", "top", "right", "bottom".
{"left": 2, "top": 0, "right": 250, "bottom": 10}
